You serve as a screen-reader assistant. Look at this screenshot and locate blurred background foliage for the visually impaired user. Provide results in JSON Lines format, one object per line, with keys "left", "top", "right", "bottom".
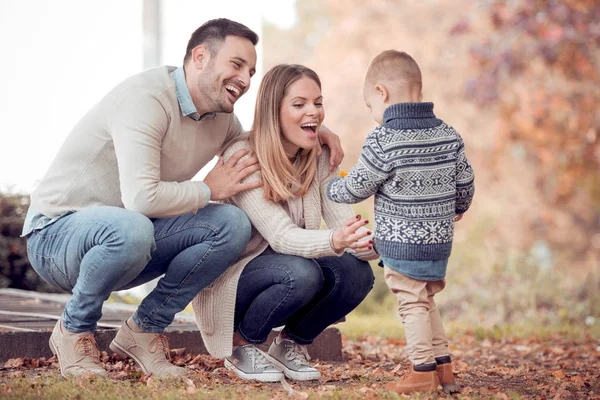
{"left": 1, "top": 0, "right": 598, "bottom": 338}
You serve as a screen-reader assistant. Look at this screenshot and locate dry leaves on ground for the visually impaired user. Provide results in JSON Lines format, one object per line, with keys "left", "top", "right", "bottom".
{"left": 1, "top": 333, "right": 599, "bottom": 399}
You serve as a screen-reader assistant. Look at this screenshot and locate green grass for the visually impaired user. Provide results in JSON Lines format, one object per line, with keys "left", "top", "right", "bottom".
{"left": 338, "top": 312, "right": 405, "bottom": 340}
{"left": 339, "top": 310, "right": 600, "bottom": 341}
{"left": 0, "top": 374, "right": 454, "bottom": 400}
{"left": 1, "top": 375, "right": 277, "bottom": 400}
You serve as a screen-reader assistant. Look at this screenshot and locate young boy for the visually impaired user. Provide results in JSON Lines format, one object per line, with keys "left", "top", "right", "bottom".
{"left": 327, "top": 50, "right": 475, "bottom": 395}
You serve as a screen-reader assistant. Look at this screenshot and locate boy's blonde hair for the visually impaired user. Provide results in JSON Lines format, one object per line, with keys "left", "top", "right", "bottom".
{"left": 249, "top": 64, "right": 320, "bottom": 203}
{"left": 365, "top": 50, "right": 422, "bottom": 93}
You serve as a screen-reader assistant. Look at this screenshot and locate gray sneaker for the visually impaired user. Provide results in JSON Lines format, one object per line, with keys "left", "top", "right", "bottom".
{"left": 224, "top": 345, "right": 284, "bottom": 382}
{"left": 266, "top": 337, "right": 321, "bottom": 381}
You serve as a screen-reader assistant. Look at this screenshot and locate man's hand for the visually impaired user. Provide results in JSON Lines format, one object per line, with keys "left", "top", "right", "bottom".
{"left": 203, "top": 150, "right": 261, "bottom": 201}
{"left": 318, "top": 125, "right": 344, "bottom": 172}
{"left": 454, "top": 214, "right": 463, "bottom": 222}
{"left": 331, "top": 214, "right": 372, "bottom": 252}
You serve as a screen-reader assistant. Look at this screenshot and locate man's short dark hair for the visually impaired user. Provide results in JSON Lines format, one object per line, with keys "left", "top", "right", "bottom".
{"left": 183, "top": 18, "right": 259, "bottom": 64}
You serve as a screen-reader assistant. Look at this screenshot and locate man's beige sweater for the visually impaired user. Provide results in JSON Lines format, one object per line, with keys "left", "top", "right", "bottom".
{"left": 192, "top": 140, "right": 378, "bottom": 358}
{"left": 31, "top": 66, "right": 243, "bottom": 218}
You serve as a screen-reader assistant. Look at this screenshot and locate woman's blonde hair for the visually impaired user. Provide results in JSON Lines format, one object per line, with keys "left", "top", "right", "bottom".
{"left": 250, "top": 64, "right": 321, "bottom": 203}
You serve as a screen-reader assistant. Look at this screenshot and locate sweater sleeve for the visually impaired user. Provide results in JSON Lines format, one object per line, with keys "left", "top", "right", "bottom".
{"left": 220, "top": 113, "right": 247, "bottom": 152}
{"left": 223, "top": 142, "right": 339, "bottom": 259}
{"left": 327, "top": 127, "right": 392, "bottom": 204}
{"left": 455, "top": 133, "right": 475, "bottom": 214}
{"left": 109, "top": 90, "right": 210, "bottom": 218}
{"left": 318, "top": 148, "right": 379, "bottom": 261}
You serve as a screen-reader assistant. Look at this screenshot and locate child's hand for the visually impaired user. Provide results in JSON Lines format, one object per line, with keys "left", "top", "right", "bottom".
{"left": 454, "top": 214, "right": 463, "bottom": 222}
{"left": 332, "top": 215, "right": 372, "bottom": 252}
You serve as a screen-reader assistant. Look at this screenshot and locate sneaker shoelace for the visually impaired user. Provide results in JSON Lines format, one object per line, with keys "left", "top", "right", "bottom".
{"left": 283, "top": 341, "right": 311, "bottom": 368}
{"left": 73, "top": 335, "right": 101, "bottom": 364}
{"left": 149, "top": 334, "right": 171, "bottom": 361}
{"left": 243, "top": 346, "right": 273, "bottom": 371}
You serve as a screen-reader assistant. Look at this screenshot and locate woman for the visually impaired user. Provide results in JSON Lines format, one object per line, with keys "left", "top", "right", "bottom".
{"left": 192, "top": 64, "right": 377, "bottom": 382}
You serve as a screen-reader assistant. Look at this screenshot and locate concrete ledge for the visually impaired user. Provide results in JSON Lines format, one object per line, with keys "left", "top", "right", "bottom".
{"left": 0, "top": 327, "right": 342, "bottom": 363}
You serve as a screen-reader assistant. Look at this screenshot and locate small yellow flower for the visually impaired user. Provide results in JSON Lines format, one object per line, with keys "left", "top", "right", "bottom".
{"left": 338, "top": 170, "right": 348, "bottom": 178}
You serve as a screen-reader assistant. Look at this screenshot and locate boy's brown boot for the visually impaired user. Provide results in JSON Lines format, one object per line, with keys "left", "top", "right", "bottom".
{"left": 385, "top": 362, "right": 440, "bottom": 395}
{"left": 435, "top": 355, "right": 460, "bottom": 393}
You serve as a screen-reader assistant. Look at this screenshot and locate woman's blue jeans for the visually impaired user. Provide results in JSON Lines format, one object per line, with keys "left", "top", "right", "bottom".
{"left": 26, "top": 204, "right": 251, "bottom": 333}
{"left": 234, "top": 249, "right": 375, "bottom": 345}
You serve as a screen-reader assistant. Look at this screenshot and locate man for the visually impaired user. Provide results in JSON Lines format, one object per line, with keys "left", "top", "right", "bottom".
{"left": 22, "top": 18, "right": 344, "bottom": 378}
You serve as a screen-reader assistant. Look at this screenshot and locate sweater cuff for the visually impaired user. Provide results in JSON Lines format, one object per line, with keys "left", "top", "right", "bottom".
{"left": 197, "top": 181, "right": 211, "bottom": 209}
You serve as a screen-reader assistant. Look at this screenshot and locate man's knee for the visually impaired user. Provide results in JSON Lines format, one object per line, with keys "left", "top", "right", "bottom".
{"left": 103, "top": 208, "right": 155, "bottom": 264}
{"left": 218, "top": 204, "right": 251, "bottom": 248}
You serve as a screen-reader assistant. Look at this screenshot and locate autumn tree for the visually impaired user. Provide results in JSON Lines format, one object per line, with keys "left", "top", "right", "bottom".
{"left": 467, "top": 0, "right": 599, "bottom": 261}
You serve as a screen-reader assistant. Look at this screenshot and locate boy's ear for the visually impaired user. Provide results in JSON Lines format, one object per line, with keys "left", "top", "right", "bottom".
{"left": 191, "top": 45, "right": 210, "bottom": 70}
{"left": 375, "top": 84, "right": 389, "bottom": 102}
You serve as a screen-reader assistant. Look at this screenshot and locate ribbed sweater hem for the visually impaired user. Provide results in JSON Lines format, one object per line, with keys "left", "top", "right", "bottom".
{"left": 375, "top": 239, "right": 452, "bottom": 261}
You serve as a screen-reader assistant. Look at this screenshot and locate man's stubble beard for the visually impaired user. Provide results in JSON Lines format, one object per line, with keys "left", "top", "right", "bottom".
{"left": 196, "top": 64, "right": 233, "bottom": 114}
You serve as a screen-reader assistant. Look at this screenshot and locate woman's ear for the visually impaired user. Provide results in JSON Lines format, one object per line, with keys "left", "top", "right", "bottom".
{"left": 375, "top": 84, "right": 389, "bottom": 103}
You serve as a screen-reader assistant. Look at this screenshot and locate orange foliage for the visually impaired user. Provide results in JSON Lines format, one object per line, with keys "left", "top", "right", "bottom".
{"left": 470, "top": 0, "right": 599, "bottom": 205}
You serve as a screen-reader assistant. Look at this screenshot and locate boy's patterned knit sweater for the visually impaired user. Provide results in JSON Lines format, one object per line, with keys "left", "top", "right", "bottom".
{"left": 327, "top": 102, "right": 475, "bottom": 261}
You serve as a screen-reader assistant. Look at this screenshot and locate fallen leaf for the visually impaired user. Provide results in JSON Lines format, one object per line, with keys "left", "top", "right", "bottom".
{"left": 279, "top": 377, "right": 295, "bottom": 396}
{"left": 391, "top": 364, "right": 402, "bottom": 374}
{"left": 138, "top": 372, "right": 152, "bottom": 384}
{"left": 171, "top": 348, "right": 186, "bottom": 357}
{"left": 551, "top": 370, "right": 566, "bottom": 379}
{"left": 569, "top": 374, "right": 585, "bottom": 388}
{"left": 4, "top": 358, "right": 24, "bottom": 369}
{"left": 146, "top": 377, "right": 156, "bottom": 388}
{"left": 553, "top": 385, "right": 570, "bottom": 399}
{"left": 185, "top": 386, "right": 196, "bottom": 394}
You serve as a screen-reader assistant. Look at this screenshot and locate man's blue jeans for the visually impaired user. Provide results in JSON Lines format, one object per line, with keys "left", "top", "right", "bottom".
{"left": 26, "top": 204, "right": 251, "bottom": 333}
{"left": 234, "top": 250, "right": 375, "bottom": 344}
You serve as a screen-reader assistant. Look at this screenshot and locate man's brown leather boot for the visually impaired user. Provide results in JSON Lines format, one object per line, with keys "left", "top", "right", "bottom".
{"left": 385, "top": 362, "right": 440, "bottom": 395}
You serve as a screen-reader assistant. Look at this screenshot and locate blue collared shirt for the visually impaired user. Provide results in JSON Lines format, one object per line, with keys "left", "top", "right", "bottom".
{"left": 172, "top": 67, "right": 217, "bottom": 122}
{"left": 21, "top": 207, "right": 68, "bottom": 237}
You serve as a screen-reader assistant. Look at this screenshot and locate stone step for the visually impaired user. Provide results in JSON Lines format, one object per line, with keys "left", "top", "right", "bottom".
{"left": 0, "top": 288, "right": 342, "bottom": 363}
{"left": 0, "top": 327, "right": 342, "bottom": 363}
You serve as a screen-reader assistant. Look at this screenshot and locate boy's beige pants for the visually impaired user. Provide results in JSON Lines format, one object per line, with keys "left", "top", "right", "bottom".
{"left": 383, "top": 266, "right": 449, "bottom": 365}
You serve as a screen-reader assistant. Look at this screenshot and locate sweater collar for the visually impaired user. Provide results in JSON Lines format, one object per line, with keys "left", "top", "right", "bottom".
{"left": 383, "top": 102, "right": 442, "bottom": 130}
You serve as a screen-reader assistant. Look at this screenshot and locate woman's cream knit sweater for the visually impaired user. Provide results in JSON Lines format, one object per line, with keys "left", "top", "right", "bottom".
{"left": 191, "top": 140, "right": 378, "bottom": 358}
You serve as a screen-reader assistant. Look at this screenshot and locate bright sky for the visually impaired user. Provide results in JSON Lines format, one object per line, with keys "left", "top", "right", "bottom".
{"left": 0, "top": 0, "right": 296, "bottom": 193}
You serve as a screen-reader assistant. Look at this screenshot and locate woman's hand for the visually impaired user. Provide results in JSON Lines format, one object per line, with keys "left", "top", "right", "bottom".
{"left": 331, "top": 215, "right": 373, "bottom": 252}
